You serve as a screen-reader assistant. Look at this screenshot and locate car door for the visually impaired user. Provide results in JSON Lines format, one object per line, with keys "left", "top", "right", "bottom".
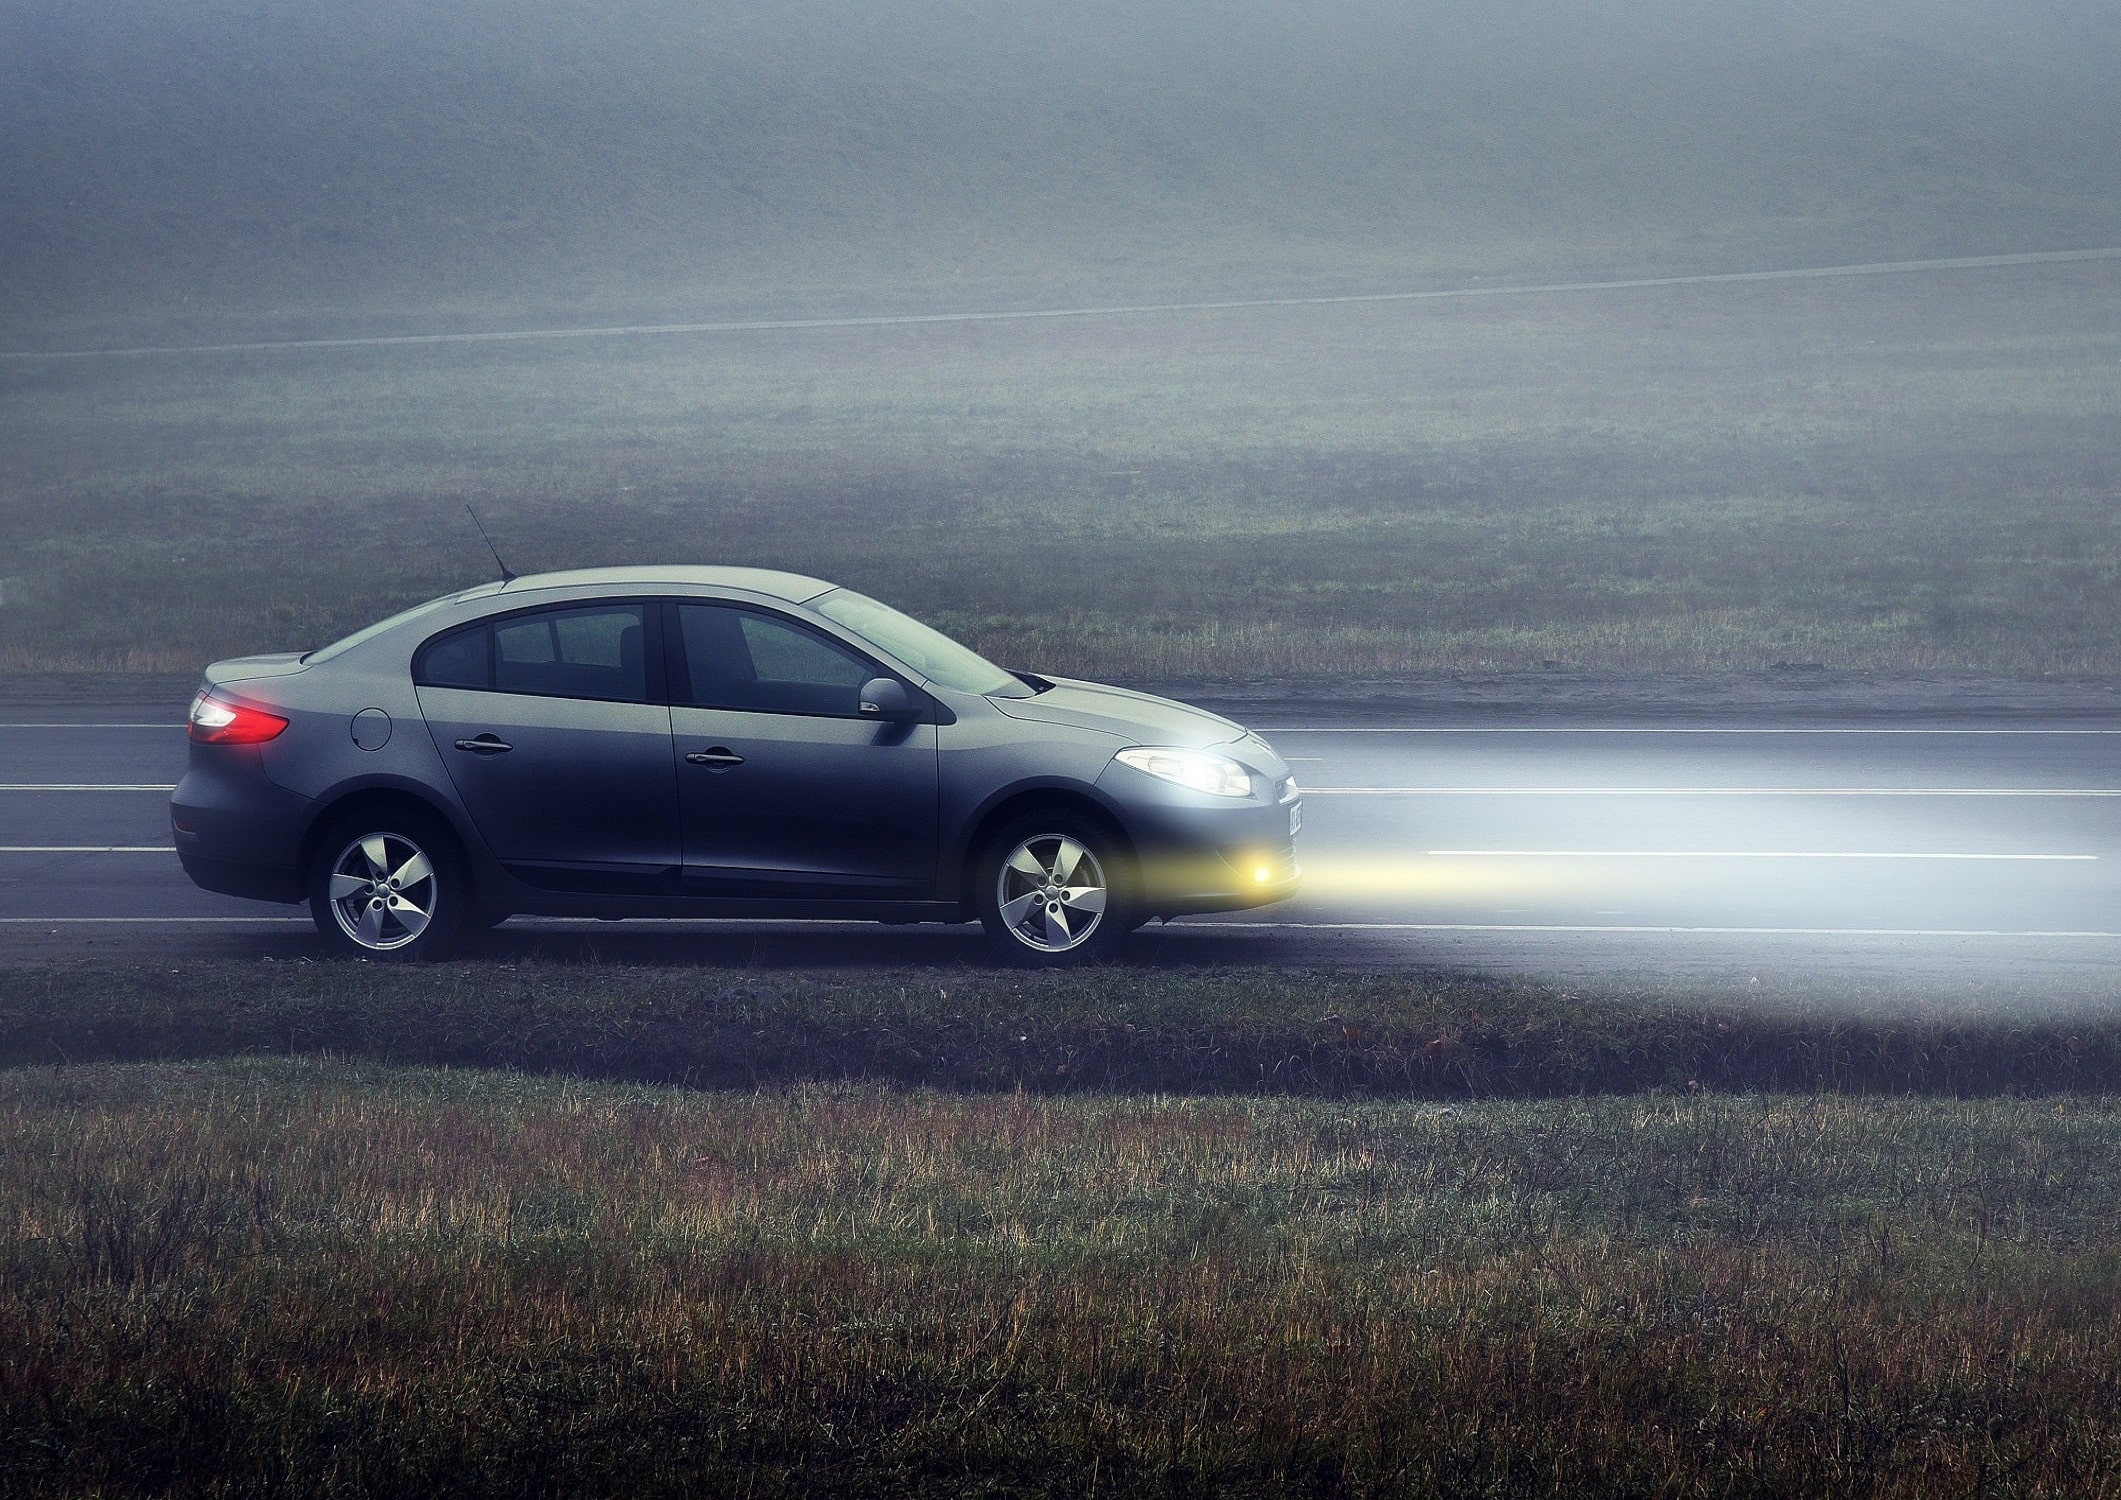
{"left": 667, "top": 600, "right": 939, "bottom": 898}
{"left": 414, "top": 600, "right": 680, "bottom": 892}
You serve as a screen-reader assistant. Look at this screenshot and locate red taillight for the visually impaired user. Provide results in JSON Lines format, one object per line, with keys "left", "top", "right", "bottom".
{"left": 187, "top": 693, "right": 289, "bottom": 745}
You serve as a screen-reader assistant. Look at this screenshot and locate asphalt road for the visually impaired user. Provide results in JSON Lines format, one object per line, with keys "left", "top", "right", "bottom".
{"left": 4, "top": 700, "right": 2120, "bottom": 984}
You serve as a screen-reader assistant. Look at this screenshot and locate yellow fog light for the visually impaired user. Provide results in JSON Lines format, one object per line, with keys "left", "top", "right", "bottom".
{"left": 1253, "top": 864, "right": 1273, "bottom": 884}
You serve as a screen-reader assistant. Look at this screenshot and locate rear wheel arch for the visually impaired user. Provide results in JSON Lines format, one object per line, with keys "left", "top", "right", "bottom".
{"left": 300, "top": 790, "right": 481, "bottom": 959}
{"left": 297, "top": 785, "right": 475, "bottom": 883}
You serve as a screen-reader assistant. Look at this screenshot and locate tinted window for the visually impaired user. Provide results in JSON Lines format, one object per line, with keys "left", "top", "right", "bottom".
{"left": 679, "top": 604, "right": 875, "bottom": 716}
{"left": 469, "top": 604, "right": 650, "bottom": 702}
{"left": 414, "top": 626, "right": 490, "bottom": 690}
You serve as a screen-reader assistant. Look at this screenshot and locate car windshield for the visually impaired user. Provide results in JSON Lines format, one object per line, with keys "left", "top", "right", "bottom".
{"left": 811, "top": 589, "right": 1033, "bottom": 697}
{"left": 303, "top": 591, "right": 468, "bottom": 665}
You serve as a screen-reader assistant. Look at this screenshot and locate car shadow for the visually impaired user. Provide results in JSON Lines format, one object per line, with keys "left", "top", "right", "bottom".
{"left": 5, "top": 915, "right": 1390, "bottom": 971}
{"left": 447, "top": 920, "right": 1338, "bottom": 971}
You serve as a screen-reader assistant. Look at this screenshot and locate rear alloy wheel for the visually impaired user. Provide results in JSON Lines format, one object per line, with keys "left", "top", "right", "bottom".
{"left": 977, "top": 812, "right": 1134, "bottom": 965}
{"left": 308, "top": 815, "right": 465, "bottom": 960}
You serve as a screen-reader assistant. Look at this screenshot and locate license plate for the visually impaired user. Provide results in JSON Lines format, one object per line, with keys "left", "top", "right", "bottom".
{"left": 1290, "top": 804, "right": 1302, "bottom": 836}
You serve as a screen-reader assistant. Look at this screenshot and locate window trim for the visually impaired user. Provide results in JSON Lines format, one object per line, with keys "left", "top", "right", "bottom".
{"left": 412, "top": 598, "right": 667, "bottom": 706}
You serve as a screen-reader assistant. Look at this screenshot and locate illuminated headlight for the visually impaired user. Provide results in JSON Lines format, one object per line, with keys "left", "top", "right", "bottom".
{"left": 1114, "top": 746, "right": 1254, "bottom": 798}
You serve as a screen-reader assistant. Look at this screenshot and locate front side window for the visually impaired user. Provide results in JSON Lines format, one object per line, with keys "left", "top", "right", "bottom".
{"left": 416, "top": 603, "right": 649, "bottom": 703}
{"left": 679, "top": 604, "right": 876, "bottom": 717}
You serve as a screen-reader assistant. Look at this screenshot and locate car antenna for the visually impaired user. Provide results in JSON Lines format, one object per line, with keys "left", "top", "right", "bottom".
{"left": 465, "top": 504, "right": 517, "bottom": 584}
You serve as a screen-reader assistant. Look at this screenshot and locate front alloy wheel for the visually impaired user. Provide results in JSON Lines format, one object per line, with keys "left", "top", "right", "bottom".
{"left": 979, "top": 814, "right": 1133, "bottom": 964}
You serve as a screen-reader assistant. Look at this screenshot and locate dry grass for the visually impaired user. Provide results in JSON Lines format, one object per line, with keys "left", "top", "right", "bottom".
{"left": 3, "top": 1059, "right": 2119, "bottom": 1495}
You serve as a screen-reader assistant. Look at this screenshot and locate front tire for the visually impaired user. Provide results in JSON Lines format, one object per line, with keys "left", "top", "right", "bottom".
{"left": 307, "top": 812, "right": 467, "bottom": 960}
{"left": 976, "top": 811, "right": 1135, "bottom": 966}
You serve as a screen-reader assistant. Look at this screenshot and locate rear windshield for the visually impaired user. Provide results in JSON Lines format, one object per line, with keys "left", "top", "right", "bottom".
{"left": 304, "top": 593, "right": 466, "bottom": 665}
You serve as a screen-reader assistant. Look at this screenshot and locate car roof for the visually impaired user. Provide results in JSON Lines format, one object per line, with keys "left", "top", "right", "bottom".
{"left": 455, "top": 565, "right": 836, "bottom": 604}
{"left": 300, "top": 565, "right": 849, "bottom": 668}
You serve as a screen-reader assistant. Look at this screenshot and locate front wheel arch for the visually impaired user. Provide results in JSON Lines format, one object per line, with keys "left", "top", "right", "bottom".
{"left": 957, "top": 790, "right": 1134, "bottom": 905}
{"left": 972, "top": 804, "right": 1139, "bottom": 966}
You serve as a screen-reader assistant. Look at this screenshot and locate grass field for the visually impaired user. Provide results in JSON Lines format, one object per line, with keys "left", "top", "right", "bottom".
{"left": 8, "top": 964, "right": 2121, "bottom": 1494}
{"left": 5, "top": 261, "right": 2119, "bottom": 679}
{"left": 5, "top": 1056, "right": 2120, "bottom": 1496}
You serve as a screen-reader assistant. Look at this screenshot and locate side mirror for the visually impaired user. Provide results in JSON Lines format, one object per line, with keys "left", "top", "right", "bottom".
{"left": 859, "top": 677, "right": 920, "bottom": 721}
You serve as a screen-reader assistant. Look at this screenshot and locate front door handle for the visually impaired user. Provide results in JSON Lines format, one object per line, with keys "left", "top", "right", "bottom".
{"left": 685, "top": 747, "right": 745, "bottom": 768}
{"left": 454, "top": 735, "right": 513, "bottom": 755}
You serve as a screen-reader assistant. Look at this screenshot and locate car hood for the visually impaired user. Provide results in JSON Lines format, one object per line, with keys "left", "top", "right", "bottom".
{"left": 989, "top": 676, "right": 1245, "bottom": 749}
{"left": 204, "top": 652, "right": 310, "bottom": 688}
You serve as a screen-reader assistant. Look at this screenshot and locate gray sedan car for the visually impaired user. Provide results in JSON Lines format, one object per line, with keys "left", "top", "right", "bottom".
{"left": 173, "top": 566, "right": 1301, "bottom": 964}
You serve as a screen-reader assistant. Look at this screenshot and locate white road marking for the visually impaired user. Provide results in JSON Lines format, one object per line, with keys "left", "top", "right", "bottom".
{"left": 0, "top": 916, "right": 935, "bottom": 929}
{"left": 0, "top": 916, "right": 308, "bottom": 924}
{"left": 5, "top": 915, "right": 2117, "bottom": 947}
{"left": 1308, "top": 786, "right": 2121, "bottom": 797}
{"left": 8, "top": 915, "right": 2116, "bottom": 942}
{"left": 9, "top": 778, "right": 2091, "bottom": 802}
{"left": 7, "top": 248, "right": 2115, "bottom": 361}
{"left": 1196, "top": 921, "right": 2121, "bottom": 938}
{"left": 0, "top": 783, "right": 178, "bottom": 792}
{"left": 1423, "top": 850, "right": 2096, "bottom": 861}
{"left": 1260, "top": 726, "right": 2121, "bottom": 734}
{"left": 5, "top": 723, "right": 2116, "bottom": 735}
{"left": 0, "top": 846, "right": 174, "bottom": 854}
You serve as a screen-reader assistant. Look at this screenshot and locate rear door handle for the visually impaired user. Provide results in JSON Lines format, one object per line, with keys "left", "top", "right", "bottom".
{"left": 685, "top": 748, "right": 745, "bottom": 768}
{"left": 454, "top": 735, "right": 513, "bottom": 755}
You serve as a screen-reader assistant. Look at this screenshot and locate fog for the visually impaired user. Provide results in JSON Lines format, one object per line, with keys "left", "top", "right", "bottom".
{"left": 6, "top": 0, "right": 2121, "bottom": 343}
{"left": 3, "top": 0, "right": 2118, "bottom": 684}
{"left": 8, "top": 11, "right": 2121, "bottom": 1482}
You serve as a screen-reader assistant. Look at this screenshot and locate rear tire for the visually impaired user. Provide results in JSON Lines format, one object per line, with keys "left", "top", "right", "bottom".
{"left": 307, "top": 810, "right": 467, "bottom": 961}
{"left": 975, "top": 810, "right": 1135, "bottom": 966}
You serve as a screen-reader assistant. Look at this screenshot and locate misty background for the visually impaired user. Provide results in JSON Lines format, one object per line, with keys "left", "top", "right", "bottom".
{"left": 6, "top": 0, "right": 2120, "bottom": 341}
{"left": 1, "top": 0, "right": 2117, "bottom": 677}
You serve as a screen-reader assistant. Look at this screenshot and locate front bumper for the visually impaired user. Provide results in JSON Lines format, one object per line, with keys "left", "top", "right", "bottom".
{"left": 1113, "top": 796, "right": 1303, "bottom": 917}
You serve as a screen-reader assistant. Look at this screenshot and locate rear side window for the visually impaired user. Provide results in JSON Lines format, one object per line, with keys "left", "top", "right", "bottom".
{"left": 415, "top": 627, "right": 488, "bottom": 689}
{"left": 416, "top": 604, "right": 651, "bottom": 703}
{"left": 678, "top": 604, "right": 876, "bottom": 717}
